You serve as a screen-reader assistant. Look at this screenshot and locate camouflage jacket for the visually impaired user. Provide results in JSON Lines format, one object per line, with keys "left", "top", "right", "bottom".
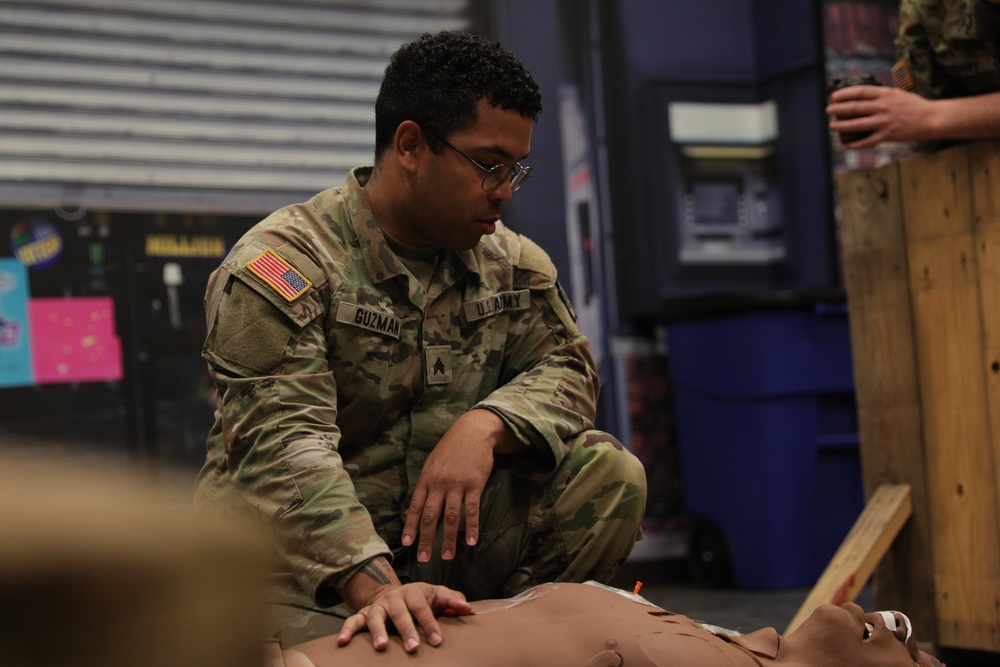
{"left": 193, "top": 167, "right": 599, "bottom": 605}
{"left": 895, "top": 0, "right": 1000, "bottom": 98}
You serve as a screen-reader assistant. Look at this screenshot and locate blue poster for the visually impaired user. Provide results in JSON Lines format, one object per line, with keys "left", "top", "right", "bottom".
{"left": 0, "top": 258, "right": 33, "bottom": 388}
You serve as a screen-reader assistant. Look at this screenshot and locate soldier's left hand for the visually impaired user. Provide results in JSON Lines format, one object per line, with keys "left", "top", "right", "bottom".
{"left": 402, "top": 409, "right": 511, "bottom": 561}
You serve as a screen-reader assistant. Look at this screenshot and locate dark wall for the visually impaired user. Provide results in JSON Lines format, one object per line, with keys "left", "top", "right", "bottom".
{"left": 618, "top": 1, "right": 757, "bottom": 82}
{"left": 492, "top": 0, "right": 624, "bottom": 432}
{"left": 491, "top": 0, "right": 838, "bottom": 331}
{"left": 754, "top": 1, "right": 827, "bottom": 79}
{"left": 491, "top": 0, "right": 572, "bottom": 281}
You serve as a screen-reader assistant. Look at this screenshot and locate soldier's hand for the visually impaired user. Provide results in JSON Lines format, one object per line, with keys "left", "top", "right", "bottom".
{"left": 826, "top": 85, "right": 933, "bottom": 148}
{"left": 402, "top": 409, "right": 517, "bottom": 561}
{"left": 336, "top": 582, "right": 472, "bottom": 653}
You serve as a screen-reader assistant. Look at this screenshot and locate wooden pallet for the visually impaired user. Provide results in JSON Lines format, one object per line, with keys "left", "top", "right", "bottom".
{"left": 835, "top": 139, "right": 1000, "bottom": 651}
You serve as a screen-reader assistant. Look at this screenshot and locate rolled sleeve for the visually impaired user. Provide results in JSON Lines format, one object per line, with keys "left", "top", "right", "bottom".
{"left": 475, "top": 279, "right": 600, "bottom": 478}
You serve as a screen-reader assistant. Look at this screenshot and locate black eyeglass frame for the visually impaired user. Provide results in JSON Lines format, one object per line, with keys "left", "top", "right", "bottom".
{"left": 423, "top": 127, "right": 532, "bottom": 193}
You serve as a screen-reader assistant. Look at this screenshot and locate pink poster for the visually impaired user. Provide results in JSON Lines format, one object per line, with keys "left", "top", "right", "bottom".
{"left": 29, "top": 297, "right": 123, "bottom": 384}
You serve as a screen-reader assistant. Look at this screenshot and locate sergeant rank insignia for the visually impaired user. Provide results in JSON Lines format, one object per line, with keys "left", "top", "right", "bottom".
{"left": 247, "top": 249, "right": 312, "bottom": 302}
{"left": 425, "top": 345, "right": 453, "bottom": 385}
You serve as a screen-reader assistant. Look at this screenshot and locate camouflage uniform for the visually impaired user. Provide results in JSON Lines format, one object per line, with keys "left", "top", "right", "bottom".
{"left": 193, "top": 167, "right": 646, "bottom": 644}
{"left": 894, "top": 0, "right": 1000, "bottom": 98}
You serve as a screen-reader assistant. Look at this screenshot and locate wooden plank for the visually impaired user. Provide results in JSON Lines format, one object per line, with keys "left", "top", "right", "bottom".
{"left": 967, "top": 141, "right": 1000, "bottom": 649}
{"left": 901, "top": 144, "right": 1000, "bottom": 651}
{"left": 836, "top": 163, "right": 936, "bottom": 638}
{"left": 970, "top": 141, "right": 1000, "bottom": 520}
{"left": 785, "top": 484, "right": 912, "bottom": 635}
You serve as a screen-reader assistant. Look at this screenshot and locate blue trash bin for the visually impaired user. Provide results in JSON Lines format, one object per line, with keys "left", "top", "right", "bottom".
{"left": 668, "top": 301, "right": 863, "bottom": 588}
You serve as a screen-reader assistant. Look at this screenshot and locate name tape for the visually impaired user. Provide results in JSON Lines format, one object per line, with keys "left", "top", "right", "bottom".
{"left": 336, "top": 302, "right": 401, "bottom": 339}
{"left": 463, "top": 289, "right": 530, "bottom": 323}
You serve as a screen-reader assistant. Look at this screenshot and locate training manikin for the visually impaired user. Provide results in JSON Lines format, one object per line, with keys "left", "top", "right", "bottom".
{"left": 278, "top": 582, "right": 939, "bottom": 667}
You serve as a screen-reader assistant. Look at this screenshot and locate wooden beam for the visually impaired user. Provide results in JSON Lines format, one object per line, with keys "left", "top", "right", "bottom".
{"left": 785, "top": 484, "right": 912, "bottom": 635}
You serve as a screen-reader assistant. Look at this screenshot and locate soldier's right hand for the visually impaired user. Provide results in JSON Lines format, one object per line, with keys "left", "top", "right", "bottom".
{"left": 826, "top": 85, "right": 933, "bottom": 148}
{"left": 336, "top": 582, "right": 473, "bottom": 653}
{"left": 402, "top": 409, "right": 525, "bottom": 562}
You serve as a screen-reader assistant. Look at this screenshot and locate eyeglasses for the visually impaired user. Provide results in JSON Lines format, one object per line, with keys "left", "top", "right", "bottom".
{"left": 423, "top": 127, "right": 532, "bottom": 193}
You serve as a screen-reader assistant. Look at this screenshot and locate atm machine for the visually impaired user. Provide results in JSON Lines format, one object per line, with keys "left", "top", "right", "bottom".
{"left": 640, "top": 79, "right": 834, "bottom": 304}
{"left": 667, "top": 99, "right": 784, "bottom": 267}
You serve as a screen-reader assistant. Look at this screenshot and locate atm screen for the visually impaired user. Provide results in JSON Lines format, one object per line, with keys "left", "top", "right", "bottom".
{"left": 690, "top": 179, "right": 741, "bottom": 225}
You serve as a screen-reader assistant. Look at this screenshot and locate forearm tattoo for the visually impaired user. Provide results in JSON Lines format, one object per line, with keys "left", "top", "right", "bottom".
{"left": 359, "top": 557, "right": 394, "bottom": 586}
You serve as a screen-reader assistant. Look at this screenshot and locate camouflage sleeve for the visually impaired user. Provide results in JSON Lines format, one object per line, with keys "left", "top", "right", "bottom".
{"left": 895, "top": 0, "right": 937, "bottom": 97}
{"left": 473, "top": 235, "right": 600, "bottom": 479}
{"left": 202, "top": 241, "right": 390, "bottom": 602}
{"left": 895, "top": 0, "right": 957, "bottom": 99}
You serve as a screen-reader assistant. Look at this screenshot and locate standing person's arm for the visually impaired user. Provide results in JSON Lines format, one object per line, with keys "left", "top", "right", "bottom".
{"left": 826, "top": 86, "right": 1000, "bottom": 148}
{"left": 827, "top": 0, "right": 1000, "bottom": 149}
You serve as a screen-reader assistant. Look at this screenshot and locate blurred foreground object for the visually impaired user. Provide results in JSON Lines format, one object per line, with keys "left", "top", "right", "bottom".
{"left": 0, "top": 458, "right": 271, "bottom": 667}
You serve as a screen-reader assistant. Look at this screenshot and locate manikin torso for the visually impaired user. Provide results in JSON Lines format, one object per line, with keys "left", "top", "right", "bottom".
{"left": 287, "top": 582, "right": 924, "bottom": 667}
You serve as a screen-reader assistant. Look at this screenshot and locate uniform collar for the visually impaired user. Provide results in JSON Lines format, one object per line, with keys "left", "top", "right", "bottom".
{"left": 346, "top": 166, "right": 487, "bottom": 285}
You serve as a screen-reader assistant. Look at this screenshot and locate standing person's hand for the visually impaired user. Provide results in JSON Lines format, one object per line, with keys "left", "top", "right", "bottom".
{"left": 402, "top": 409, "right": 524, "bottom": 562}
{"left": 826, "top": 85, "right": 934, "bottom": 148}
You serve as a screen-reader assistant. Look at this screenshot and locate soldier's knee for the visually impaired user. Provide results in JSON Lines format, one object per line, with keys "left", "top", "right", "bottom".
{"left": 570, "top": 431, "right": 647, "bottom": 492}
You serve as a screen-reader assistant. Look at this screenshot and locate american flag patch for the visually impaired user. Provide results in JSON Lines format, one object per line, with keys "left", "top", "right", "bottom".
{"left": 246, "top": 249, "right": 312, "bottom": 302}
{"left": 891, "top": 60, "right": 913, "bottom": 91}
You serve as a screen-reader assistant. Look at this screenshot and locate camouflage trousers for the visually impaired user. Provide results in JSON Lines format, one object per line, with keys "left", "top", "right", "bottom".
{"left": 271, "top": 430, "right": 647, "bottom": 646}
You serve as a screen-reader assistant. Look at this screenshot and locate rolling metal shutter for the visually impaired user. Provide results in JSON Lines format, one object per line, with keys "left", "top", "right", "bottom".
{"left": 0, "top": 0, "right": 476, "bottom": 215}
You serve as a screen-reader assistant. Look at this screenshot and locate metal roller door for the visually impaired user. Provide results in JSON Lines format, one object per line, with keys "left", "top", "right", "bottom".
{"left": 0, "top": 0, "right": 478, "bottom": 215}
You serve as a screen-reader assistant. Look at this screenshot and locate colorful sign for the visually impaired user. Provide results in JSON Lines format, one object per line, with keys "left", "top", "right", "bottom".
{"left": 0, "top": 258, "right": 33, "bottom": 387}
{"left": 145, "top": 233, "right": 227, "bottom": 259}
{"left": 29, "top": 297, "right": 123, "bottom": 384}
{"left": 9, "top": 216, "right": 63, "bottom": 268}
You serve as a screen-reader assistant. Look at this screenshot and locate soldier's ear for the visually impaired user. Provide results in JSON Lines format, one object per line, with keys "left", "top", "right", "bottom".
{"left": 394, "top": 121, "right": 424, "bottom": 174}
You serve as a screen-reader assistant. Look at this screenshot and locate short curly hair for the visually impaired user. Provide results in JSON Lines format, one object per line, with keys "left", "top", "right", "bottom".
{"left": 374, "top": 30, "right": 542, "bottom": 160}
